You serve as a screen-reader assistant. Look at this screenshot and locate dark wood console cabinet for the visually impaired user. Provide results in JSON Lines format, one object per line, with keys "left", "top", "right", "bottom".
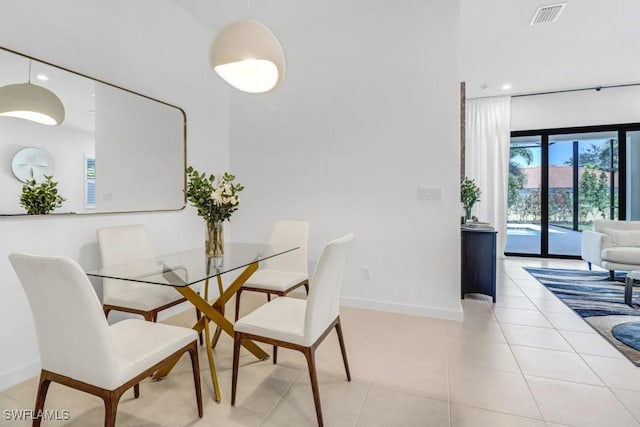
{"left": 461, "top": 228, "right": 497, "bottom": 303}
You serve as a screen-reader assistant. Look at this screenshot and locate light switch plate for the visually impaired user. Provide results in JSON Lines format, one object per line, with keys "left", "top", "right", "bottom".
{"left": 417, "top": 186, "right": 443, "bottom": 201}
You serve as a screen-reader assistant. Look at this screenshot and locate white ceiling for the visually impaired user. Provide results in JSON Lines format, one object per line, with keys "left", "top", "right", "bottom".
{"left": 175, "top": 0, "right": 640, "bottom": 101}
{"left": 461, "top": 0, "right": 640, "bottom": 99}
{"left": 5, "top": 0, "right": 635, "bottom": 130}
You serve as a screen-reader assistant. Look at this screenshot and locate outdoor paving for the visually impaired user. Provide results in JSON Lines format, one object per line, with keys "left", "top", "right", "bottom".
{"left": 505, "top": 224, "right": 583, "bottom": 256}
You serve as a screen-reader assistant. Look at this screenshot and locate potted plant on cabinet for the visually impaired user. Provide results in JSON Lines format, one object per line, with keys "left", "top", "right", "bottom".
{"left": 460, "top": 176, "right": 481, "bottom": 221}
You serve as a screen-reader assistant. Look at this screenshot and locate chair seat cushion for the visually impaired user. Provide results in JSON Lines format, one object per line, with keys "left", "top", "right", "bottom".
{"left": 601, "top": 247, "right": 640, "bottom": 265}
{"left": 103, "top": 280, "right": 185, "bottom": 312}
{"left": 243, "top": 269, "right": 307, "bottom": 292}
{"left": 234, "top": 297, "right": 306, "bottom": 346}
{"left": 110, "top": 319, "right": 196, "bottom": 387}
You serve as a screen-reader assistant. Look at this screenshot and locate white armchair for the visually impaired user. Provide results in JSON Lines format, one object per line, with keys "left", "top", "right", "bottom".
{"left": 231, "top": 233, "right": 354, "bottom": 427}
{"left": 234, "top": 220, "right": 310, "bottom": 321}
{"left": 581, "top": 219, "right": 640, "bottom": 278}
{"left": 97, "top": 225, "right": 202, "bottom": 344}
{"left": 9, "top": 253, "right": 203, "bottom": 427}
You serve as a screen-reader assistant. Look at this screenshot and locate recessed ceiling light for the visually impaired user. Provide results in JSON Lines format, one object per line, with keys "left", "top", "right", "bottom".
{"left": 502, "top": 83, "right": 512, "bottom": 90}
{"left": 35, "top": 73, "right": 49, "bottom": 81}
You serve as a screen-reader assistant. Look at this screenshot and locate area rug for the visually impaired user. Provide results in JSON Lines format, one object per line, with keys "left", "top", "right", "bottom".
{"left": 524, "top": 267, "right": 640, "bottom": 366}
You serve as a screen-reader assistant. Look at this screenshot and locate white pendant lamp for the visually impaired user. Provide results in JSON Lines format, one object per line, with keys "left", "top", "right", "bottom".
{"left": 210, "top": 19, "right": 286, "bottom": 93}
{"left": 0, "top": 61, "right": 65, "bottom": 126}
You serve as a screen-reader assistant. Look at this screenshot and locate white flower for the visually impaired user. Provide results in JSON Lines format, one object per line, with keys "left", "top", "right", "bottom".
{"left": 212, "top": 188, "right": 224, "bottom": 205}
{"left": 225, "top": 184, "right": 235, "bottom": 197}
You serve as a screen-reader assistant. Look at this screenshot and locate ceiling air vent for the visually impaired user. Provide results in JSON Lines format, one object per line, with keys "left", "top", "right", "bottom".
{"left": 530, "top": 3, "right": 567, "bottom": 25}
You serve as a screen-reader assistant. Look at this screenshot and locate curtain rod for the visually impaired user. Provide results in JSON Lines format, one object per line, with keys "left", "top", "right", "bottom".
{"left": 512, "top": 82, "right": 640, "bottom": 98}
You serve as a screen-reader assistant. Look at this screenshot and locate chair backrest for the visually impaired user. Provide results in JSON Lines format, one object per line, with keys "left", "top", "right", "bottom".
{"left": 9, "top": 253, "right": 119, "bottom": 388}
{"left": 97, "top": 224, "right": 156, "bottom": 300}
{"left": 303, "top": 233, "right": 354, "bottom": 344}
{"left": 264, "top": 220, "right": 309, "bottom": 274}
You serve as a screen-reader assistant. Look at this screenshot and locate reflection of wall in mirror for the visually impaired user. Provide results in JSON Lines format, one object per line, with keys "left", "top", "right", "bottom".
{"left": 0, "top": 118, "right": 94, "bottom": 214}
{"left": 94, "top": 83, "right": 184, "bottom": 212}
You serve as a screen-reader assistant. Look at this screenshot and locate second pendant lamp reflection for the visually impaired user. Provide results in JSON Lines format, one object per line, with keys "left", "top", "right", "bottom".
{"left": 0, "top": 60, "right": 65, "bottom": 126}
{"left": 209, "top": 19, "right": 285, "bottom": 94}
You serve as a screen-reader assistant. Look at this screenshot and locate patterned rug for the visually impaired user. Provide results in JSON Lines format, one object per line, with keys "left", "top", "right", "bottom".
{"left": 524, "top": 267, "right": 640, "bottom": 366}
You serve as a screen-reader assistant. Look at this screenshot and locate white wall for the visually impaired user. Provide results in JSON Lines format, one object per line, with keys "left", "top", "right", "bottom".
{"left": 511, "top": 85, "right": 640, "bottom": 131}
{"left": 0, "top": 0, "right": 464, "bottom": 390}
{"left": 229, "top": 1, "right": 463, "bottom": 319}
{"left": 0, "top": 0, "right": 231, "bottom": 390}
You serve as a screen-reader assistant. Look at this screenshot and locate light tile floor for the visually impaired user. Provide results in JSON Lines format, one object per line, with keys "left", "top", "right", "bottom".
{"left": 2, "top": 257, "right": 640, "bottom": 426}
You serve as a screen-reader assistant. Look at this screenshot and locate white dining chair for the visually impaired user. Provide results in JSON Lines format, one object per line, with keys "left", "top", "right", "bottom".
{"left": 9, "top": 253, "right": 203, "bottom": 427}
{"left": 97, "top": 224, "right": 202, "bottom": 342}
{"left": 234, "top": 219, "right": 309, "bottom": 321}
{"left": 231, "top": 233, "right": 354, "bottom": 427}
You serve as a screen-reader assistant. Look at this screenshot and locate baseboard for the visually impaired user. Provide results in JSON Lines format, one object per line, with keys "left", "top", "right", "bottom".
{"left": 0, "top": 359, "right": 39, "bottom": 392}
{"left": 340, "top": 296, "right": 464, "bottom": 321}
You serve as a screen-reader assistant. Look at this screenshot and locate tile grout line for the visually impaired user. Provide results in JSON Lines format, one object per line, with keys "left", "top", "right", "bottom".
{"left": 520, "top": 264, "right": 640, "bottom": 425}
{"left": 257, "top": 369, "right": 302, "bottom": 427}
{"left": 493, "top": 261, "right": 547, "bottom": 422}
{"left": 352, "top": 313, "right": 402, "bottom": 427}
{"left": 514, "top": 265, "right": 640, "bottom": 422}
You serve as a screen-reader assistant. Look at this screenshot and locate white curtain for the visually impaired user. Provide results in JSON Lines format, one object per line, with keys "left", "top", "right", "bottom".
{"left": 465, "top": 96, "right": 511, "bottom": 257}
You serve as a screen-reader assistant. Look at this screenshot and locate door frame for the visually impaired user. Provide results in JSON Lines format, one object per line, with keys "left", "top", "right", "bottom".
{"left": 506, "top": 122, "right": 640, "bottom": 258}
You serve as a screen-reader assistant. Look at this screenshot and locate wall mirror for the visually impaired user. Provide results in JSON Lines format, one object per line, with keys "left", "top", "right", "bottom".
{"left": 0, "top": 47, "right": 186, "bottom": 216}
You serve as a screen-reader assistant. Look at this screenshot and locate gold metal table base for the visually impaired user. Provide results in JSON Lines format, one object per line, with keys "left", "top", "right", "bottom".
{"left": 153, "top": 261, "right": 267, "bottom": 402}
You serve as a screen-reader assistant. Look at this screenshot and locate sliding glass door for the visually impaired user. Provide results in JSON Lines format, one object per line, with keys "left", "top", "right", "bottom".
{"left": 506, "top": 125, "right": 629, "bottom": 258}
{"left": 506, "top": 136, "right": 541, "bottom": 255}
{"left": 627, "top": 131, "right": 640, "bottom": 220}
{"left": 547, "top": 132, "right": 618, "bottom": 256}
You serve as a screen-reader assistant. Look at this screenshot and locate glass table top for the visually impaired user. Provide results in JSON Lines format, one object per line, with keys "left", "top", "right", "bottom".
{"left": 86, "top": 242, "right": 298, "bottom": 287}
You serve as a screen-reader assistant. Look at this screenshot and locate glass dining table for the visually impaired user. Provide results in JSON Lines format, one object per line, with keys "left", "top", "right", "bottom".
{"left": 87, "top": 242, "right": 299, "bottom": 402}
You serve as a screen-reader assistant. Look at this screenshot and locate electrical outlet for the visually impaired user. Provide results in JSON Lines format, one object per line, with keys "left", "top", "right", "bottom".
{"left": 361, "top": 266, "right": 371, "bottom": 280}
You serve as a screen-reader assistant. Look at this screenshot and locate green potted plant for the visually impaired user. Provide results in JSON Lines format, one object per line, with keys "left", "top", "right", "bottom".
{"left": 461, "top": 176, "right": 481, "bottom": 221}
{"left": 185, "top": 166, "right": 244, "bottom": 257}
{"left": 19, "top": 175, "right": 66, "bottom": 215}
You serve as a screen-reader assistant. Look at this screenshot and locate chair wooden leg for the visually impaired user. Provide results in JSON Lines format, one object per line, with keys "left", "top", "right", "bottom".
{"left": 187, "top": 342, "right": 203, "bottom": 417}
{"left": 302, "top": 347, "right": 324, "bottom": 427}
{"left": 235, "top": 288, "right": 243, "bottom": 322}
{"left": 273, "top": 346, "right": 278, "bottom": 365}
{"left": 267, "top": 293, "right": 271, "bottom": 302}
{"left": 304, "top": 282, "right": 309, "bottom": 295}
{"left": 103, "top": 308, "right": 111, "bottom": 320}
{"left": 610, "top": 270, "right": 615, "bottom": 281}
{"left": 587, "top": 262, "right": 592, "bottom": 271}
{"left": 231, "top": 332, "right": 242, "bottom": 406}
{"left": 211, "top": 326, "right": 223, "bottom": 349}
{"left": 133, "top": 383, "right": 140, "bottom": 398}
{"left": 335, "top": 320, "right": 351, "bottom": 381}
{"left": 195, "top": 307, "right": 203, "bottom": 345}
{"left": 33, "top": 372, "right": 51, "bottom": 427}
{"left": 103, "top": 391, "right": 123, "bottom": 427}
{"left": 143, "top": 312, "right": 154, "bottom": 322}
